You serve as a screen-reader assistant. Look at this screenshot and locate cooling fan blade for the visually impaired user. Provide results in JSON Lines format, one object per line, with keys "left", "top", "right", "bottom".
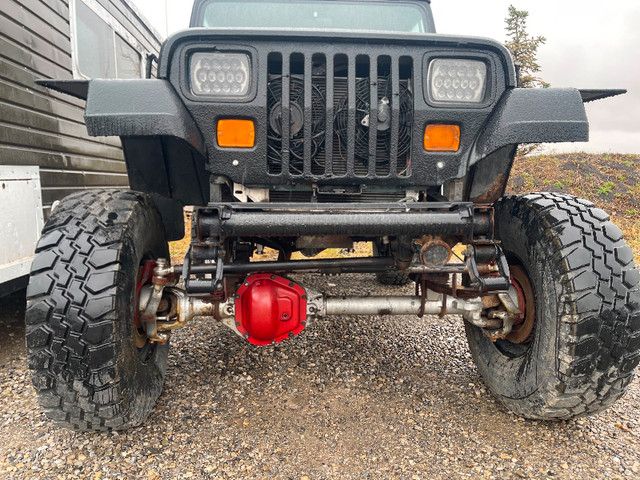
{"left": 335, "top": 77, "right": 412, "bottom": 163}
{"left": 266, "top": 75, "right": 326, "bottom": 173}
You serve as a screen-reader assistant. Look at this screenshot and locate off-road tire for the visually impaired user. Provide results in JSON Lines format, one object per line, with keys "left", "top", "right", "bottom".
{"left": 376, "top": 270, "right": 411, "bottom": 286}
{"left": 26, "top": 190, "right": 170, "bottom": 430}
{"left": 465, "top": 192, "right": 640, "bottom": 419}
{"left": 373, "top": 243, "right": 411, "bottom": 286}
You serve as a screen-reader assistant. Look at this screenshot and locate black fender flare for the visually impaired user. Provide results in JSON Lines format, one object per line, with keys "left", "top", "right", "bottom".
{"left": 465, "top": 88, "right": 588, "bottom": 203}
{"left": 35, "top": 78, "right": 206, "bottom": 241}
{"left": 83, "top": 80, "right": 210, "bottom": 240}
{"left": 470, "top": 87, "right": 588, "bottom": 164}
{"left": 84, "top": 79, "right": 206, "bottom": 156}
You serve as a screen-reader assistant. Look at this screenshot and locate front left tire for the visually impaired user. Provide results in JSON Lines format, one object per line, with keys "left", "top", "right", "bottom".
{"left": 26, "top": 190, "right": 170, "bottom": 431}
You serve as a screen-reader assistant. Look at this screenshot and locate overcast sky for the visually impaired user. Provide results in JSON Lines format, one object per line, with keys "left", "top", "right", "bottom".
{"left": 132, "top": 0, "right": 639, "bottom": 154}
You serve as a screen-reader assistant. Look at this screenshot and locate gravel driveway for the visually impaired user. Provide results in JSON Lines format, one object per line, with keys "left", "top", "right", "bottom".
{"left": 1, "top": 274, "right": 639, "bottom": 479}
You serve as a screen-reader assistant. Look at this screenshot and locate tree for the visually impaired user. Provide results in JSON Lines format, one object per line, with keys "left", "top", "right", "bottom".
{"left": 504, "top": 5, "right": 549, "bottom": 89}
{"left": 505, "top": 5, "right": 549, "bottom": 155}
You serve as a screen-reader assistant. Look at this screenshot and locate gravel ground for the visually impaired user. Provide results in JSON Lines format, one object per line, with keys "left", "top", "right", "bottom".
{"left": 1, "top": 274, "right": 639, "bottom": 479}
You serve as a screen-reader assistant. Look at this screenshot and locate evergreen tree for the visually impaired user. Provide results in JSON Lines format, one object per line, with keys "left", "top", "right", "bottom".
{"left": 505, "top": 5, "right": 549, "bottom": 88}
{"left": 505, "top": 5, "right": 549, "bottom": 155}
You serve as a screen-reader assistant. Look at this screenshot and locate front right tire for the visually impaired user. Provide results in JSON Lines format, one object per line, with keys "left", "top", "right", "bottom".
{"left": 465, "top": 193, "right": 640, "bottom": 419}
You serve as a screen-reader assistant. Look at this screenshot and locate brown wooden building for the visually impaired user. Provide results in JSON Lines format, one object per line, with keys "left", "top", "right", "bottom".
{"left": 0, "top": 0, "right": 162, "bottom": 294}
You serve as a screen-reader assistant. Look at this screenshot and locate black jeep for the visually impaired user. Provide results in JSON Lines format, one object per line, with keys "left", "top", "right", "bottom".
{"left": 31, "top": 0, "right": 639, "bottom": 430}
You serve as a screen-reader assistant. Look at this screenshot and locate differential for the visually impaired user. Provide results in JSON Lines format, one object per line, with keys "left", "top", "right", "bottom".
{"left": 235, "top": 274, "right": 308, "bottom": 345}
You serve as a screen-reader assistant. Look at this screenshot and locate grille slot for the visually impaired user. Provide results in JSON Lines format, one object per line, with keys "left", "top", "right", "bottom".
{"left": 266, "top": 52, "right": 413, "bottom": 180}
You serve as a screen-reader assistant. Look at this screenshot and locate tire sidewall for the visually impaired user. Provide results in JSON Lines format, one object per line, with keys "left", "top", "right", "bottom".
{"left": 115, "top": 197, "right": 170, "bottom": 425}
{"left": 465, "top": 198, "right": 562, "bottom": 410}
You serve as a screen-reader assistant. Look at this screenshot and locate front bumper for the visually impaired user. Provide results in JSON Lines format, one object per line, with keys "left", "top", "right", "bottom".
{"left": 196, "top": 202, "right": 492, "bottom": 240}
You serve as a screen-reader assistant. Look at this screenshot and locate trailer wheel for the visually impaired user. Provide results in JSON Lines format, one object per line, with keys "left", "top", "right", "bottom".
{"left": 26, "top": 190, "right": 170, "bottom": 431}
{"left": 465, "top": 193, "right": 640, "bottom": 419}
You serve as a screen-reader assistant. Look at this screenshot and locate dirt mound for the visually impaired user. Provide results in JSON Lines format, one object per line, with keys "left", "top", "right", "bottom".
{"left": 508, "top": 153, "right": 640, "bottom": 261}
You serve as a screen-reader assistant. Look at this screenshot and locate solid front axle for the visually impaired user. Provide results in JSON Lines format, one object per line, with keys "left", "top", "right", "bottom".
{"left": 152, "top": 275, "right": 488, "bottom": 346}
{"left": 322, "top": 295, "right": 482, "bottom": 318}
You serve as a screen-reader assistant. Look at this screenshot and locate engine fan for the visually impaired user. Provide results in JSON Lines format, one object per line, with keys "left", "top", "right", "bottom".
{"left": 335, "top": 78, "right": 412, "bottom": 163}
{"left": 267, "top": 76, "right": 326, "bottom": 173}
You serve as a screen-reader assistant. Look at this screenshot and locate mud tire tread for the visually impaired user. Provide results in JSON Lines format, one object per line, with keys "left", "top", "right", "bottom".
{"left": 373, "top": 243, "right": 411, "bottom": 286}
{"left": 466, "top": 192, "right": 640, "bottom": 419}
{"left": 376, "top": 271, "right": 412, "bottom": 286}
{"left": 26, "top": 190, "right": 169, "bottom": 431}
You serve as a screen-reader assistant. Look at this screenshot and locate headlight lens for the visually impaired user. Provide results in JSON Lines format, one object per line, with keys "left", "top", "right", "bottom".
{"left": 190, "top": 52, "right": 251, "bottom": 97}
{"left": 428, "top": 59, "right": 487, "bottom": 105}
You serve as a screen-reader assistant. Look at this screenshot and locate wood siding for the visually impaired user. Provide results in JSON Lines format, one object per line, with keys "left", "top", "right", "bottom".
{"left": 0, "top": 0, "right": 162, "bottom": 216}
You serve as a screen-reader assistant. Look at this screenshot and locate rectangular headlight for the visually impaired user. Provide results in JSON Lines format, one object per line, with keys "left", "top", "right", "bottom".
{"left": 427, "top": 59, "right": 487, "bottom": 104}
{"left": 190, "top": 52, "right": 251, "bottom": 97}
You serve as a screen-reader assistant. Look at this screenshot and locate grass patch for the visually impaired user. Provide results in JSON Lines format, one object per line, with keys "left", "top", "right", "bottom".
{"left": 168, "top": 210, "right": 192, "bottom": 265}
{"left": 596, "top": 181, "right": 615, "bottom": 196}
{"left": 508, "top": 153, "right": 640, "bottom": 263}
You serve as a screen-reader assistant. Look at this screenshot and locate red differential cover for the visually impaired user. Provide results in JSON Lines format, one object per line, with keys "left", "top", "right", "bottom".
{"left": 235, "top": 274, "right": 308, "bottom": 345}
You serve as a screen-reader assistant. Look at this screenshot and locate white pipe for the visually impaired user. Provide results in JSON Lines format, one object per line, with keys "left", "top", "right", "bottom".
{"left": 324, "top": 295, "right": 482, "bottom": 320}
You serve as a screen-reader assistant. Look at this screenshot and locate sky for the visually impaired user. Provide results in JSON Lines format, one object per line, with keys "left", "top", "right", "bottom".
{"left": 131, "top": 0, "right": 639, "bottom": 154}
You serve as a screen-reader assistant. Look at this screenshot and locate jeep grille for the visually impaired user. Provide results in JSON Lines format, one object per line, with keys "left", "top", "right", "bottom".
{"left": 265, "top": 52, "right": 414, "bottom": 179}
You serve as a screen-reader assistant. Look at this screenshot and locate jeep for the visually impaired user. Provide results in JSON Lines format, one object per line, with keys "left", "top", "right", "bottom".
{"left": 31, "top": 0, "right": 639, "bottom": 430}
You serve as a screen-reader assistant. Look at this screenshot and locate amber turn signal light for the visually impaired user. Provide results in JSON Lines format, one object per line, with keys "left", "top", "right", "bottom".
{"left": 424, "top": 124, "right": 460, "bottom": 152}
{"left": 217, "top": 119, "right": 255, "bottom": 148}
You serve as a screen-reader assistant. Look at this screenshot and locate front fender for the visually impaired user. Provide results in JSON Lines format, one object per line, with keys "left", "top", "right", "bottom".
{"left": 85, "top": 79, "right": 206, "bottom": 156}
{"left": 471, "top": 87, "right": 589, "bottom": 164}
{"left": 86, "top": 80, "right": 210, "bottom": 237}
{"left": 465, "top": 88, "right": 589, "bottom": 203}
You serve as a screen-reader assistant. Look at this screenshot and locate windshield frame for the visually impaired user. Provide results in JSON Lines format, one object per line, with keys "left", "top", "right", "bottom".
{"left": 190, "top": 0, "right": 436, "bottom": 34}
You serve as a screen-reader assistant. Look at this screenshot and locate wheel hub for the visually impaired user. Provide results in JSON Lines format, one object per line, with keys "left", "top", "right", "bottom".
{"left": 504, "top": 265, "right": 536, "bottom": 344}
{"left": 134, "top": 261, "right": 156, "bottom": 348}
